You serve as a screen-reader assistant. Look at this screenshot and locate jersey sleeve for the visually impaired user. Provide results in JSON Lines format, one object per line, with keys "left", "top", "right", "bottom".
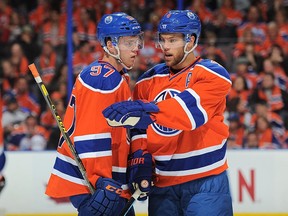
{"left": 155, "top": 63, "right": 232, "bottom": 131}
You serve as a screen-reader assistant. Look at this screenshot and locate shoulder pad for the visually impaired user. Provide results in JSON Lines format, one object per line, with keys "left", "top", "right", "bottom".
{"left": 197, "top": 59, "right": 231, "bottom": 81}
{"left": 79, "top": 61, "right": 123, "bottom": 91}
{"left": 138, "top": 63, "right": 169, "bottom": 82}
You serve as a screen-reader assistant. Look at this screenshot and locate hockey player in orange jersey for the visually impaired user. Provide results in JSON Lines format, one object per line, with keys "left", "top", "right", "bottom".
{"left": 45, "top": 12, "right": 152, "bottom": 216}
{"left": 103, "top": 10, "right": 233, "bottom": 215}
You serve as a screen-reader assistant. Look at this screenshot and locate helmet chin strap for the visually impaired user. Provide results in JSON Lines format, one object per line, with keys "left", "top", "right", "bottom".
{"left": 178, "top": 42, "right": 197, "bottom": 65}
{"left": 103, "top": 46, "right": 133, "bottom": 70}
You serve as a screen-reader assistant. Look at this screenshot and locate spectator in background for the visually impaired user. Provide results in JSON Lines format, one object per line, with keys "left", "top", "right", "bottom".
{"left": 2, "top": 95, "right": 29, "bottom": 141}
{"left": 0, "top": 0, "right": 12, "bottom": 46}
{"left": 231, "top": 57, "right": 257, "bottom": 89}
{"left": 75, "top": 7, "right": 96, "bottom": 46}
{"left": 250, "top": 100, "right": 286, "bottom": 142}
{"left": 201, "top": 41, "right": 227, "bottom": 68}
{"left": 254, "top": 116, "right": 282, "bottom": 149}
{"left": 34, "top": 41, "right": 63, "bottom": 87}
{"left": 72, "top": 40, "right": 94, "bottom": 78}
{"left": 268, "top": 44, "right": 288, "bottom": 76}
{"left": 40, "top": 8, "right": 66, "bottom": 55}
{"left": 237, "top": 6, "right": 268, "bottom": 46}
{"left": 204, "top": 12, "right": 237, "bottom": 45}
{"left": 250, "top": 73, "right": 288, "bottom": 115}
{"left": 267, "top": 0, "right": 287, "bottom": 22}
{"left": 226, "top": 96, "right": 252, "bottom": 130}
{"left": 227, "top": 113, "right": 245, "bottom": 149}
{"left": 227, "top": 75, "right": 250, "bottom": 102}
{"left": 261, "top": 21, "right": 288, "bottom": 55}
{"left": 219, "top": 0, "right": 243, "bottom": 26}
{"left": 274, "top": 8, "right": 288, "bottom": 44}
{"left": 9, "top": 43, "right": 29, "bottom": 77}
{"left": 9, "top": 76, "right": 41, "bottom": 116}
{"left": 1, "top": 59, "right": 17, "bottom": 92}
{"left": 6, "top": 115, "right": 49, "bottom": 151}
{"left": 233, "top": 27, "right": 264, "bottom": 58}
{"left": 258, "top": 57, "right": 286, "bottom": 91}
{"left": 239, "top": 41, "right": 264, "bottom": 73}
{"left": 251, "top": 71, "right": 288, "bottom": 130}
{"left": 8, "top": 11, "right": 22, "bottom": 42}
{"left": 15, "top": 25, "right": 41, "bottom": 64}
{"left": 244, "top": 131, "right": 259, "bottom": 149}
{"left": 28, "top": 0, "right": 50, "bottom": 33}
{"left": 188, "top": 0, "right": 213, "bottom": 24}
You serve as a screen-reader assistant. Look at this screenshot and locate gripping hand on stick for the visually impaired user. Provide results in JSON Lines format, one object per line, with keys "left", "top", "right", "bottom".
{"left": 127, "top": 149, "right": 153, "bottom": 201}
{"left": 71, "top": 177, "right": 122, "bottom": 216}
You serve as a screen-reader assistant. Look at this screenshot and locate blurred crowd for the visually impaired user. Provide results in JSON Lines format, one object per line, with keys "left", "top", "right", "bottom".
{"left": 0, "top": 0, "right": 288, "bottom": 151}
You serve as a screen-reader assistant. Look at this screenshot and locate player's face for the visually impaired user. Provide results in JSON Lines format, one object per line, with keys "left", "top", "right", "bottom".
{"left": 118, "top": 34, "right": 144, "bottom": 68}
{"left": 158, "top": 33, "right": 186, "bottom": 67}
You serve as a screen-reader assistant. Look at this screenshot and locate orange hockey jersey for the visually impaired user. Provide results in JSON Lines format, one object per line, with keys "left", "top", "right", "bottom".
{"left": 46, "top": 60, "right": 131, "bottom": 198}
{"left": 131, "top": 57, "right": 232, "bottom": 187}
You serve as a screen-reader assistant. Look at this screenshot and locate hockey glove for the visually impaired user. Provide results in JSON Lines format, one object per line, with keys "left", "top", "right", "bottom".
{"left": 76, "top": 177, "right": 122, "bottom": 216}
{"left": 0, "top": 175, "right": 5, "bottom": 194}
{"left": 103, "top": 100, "right": 159, "bottom": 129}
{"left": 127, "top": 149, "right": 153, "bottom": 201}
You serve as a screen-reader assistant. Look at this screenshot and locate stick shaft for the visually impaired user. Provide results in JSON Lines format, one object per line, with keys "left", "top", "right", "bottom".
{"left": 120, "top": 188, "right": 142, "bottom": 216}
{"left": 28, "top": 63, "right": 95, "bottom": 194}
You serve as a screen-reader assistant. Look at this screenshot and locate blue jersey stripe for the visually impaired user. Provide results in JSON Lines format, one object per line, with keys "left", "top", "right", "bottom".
{"left": 155, "top": 142, "right": 227, "bottom": 171}
{"left": 177, "top": 90, "right": 206, "bottom": 128}
{"left": 54, "top": 157, "right": 84, "bottom": 179}
{"left": 74, "top": 137, "right": 111, "bottom": 154}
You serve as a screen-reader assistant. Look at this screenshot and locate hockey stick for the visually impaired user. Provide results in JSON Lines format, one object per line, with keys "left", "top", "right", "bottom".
{"left": 28, "top": 63, "right": 95, "bottom": 194}
{"left": 120, "top": 187, "right": 142, "bottom": 216}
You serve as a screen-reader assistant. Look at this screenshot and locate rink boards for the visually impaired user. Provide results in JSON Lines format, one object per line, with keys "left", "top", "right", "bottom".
{"left": 0, "top": 150, "right": 288, "bottom": 215}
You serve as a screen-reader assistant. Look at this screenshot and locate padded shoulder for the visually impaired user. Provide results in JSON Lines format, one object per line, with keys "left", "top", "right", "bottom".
{"left": 197, "top": 59, "right": 231, "bottom": 81}
{"left": 137, "top": 63, "right": 169, "bottom": 82}
{"left": 79, "top": 61, "right": 123, "bottom": 91}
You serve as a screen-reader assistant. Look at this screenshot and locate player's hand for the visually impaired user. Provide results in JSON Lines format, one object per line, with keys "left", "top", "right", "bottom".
{"left": 77, "top": 177, "right": 122, "bottom": 216}
{"left": 0, "top": 175, "right": 5, "bottom": 194}
{"left": 128, "top": 149, "right": 153, "bottom": 201}
{"left": 102, "top": 100, "right": 159, "bottom": 129}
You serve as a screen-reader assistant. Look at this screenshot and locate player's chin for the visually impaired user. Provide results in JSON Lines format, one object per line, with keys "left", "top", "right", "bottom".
{"left": 164, "top": 59, "right": 174, "bottom": 67}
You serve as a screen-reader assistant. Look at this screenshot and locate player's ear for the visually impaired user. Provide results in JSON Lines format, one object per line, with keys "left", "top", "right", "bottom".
{"left": 106, "top": 40, "right": 117, "bottom": 54}
{"left": 187, "top": 35, "right": 196, "bottom": 49}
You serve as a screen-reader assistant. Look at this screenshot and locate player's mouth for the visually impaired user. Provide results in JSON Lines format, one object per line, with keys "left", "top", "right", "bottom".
{"left": 164, "top": 54, "right": 173, "bottom": 61}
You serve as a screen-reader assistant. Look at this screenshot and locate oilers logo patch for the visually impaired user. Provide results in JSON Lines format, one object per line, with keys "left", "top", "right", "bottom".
{"left": 152, "top": 89, "right": 182, "bottom": 136}
{"left": 105, "top": 15, "right": 113, "bottom": 24}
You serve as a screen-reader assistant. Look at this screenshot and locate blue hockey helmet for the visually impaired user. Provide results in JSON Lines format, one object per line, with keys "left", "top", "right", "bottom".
{"left": 97, "top": 12, "right": 142, "bottom": 47}
{"left": 158, "top": 10, "right": 201, "bottom": 45}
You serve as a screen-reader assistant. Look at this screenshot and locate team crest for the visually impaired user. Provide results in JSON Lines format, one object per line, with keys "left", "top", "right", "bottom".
{"left": 105, "top": 15, "right": 113, "bottom": 24}
{"left": 152, "top": 89, "right": 182, "bottom": 136}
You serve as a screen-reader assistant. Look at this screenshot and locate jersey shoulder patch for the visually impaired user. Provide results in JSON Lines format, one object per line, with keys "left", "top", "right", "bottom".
{"left": 79, "top": 61, "right": 123, "bottom": 91}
